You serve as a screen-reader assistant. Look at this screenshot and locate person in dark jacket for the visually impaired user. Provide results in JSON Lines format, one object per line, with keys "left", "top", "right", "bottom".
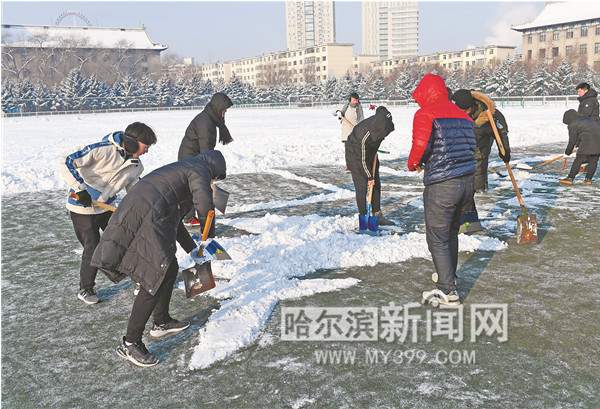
{"left": 178, "top": 92, "right": 233, "bottom": 227}
{"left": 408, "top": 74, "right": 476, "bottom": 306}
{"left": 91, "top": 150, "right": 227, "bottom": 367}
{"left": 345, "top": 106, "right": 395, "bottom": 234}
{"left": 576, "top": 82, "right": 599, "bottom": 119}
{"left": 559, "top": 109, "right": 600, "bottom": 186}
{"left": 451, "top": 89, "right": 511, "bottom": 234}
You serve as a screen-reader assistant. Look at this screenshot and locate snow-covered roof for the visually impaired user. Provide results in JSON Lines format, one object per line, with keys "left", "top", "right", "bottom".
{"left": 1, "top": 24, "right": 167, "bottom": 51}
{"left": 512, "top": 2, "right": 600, "bottom": 31}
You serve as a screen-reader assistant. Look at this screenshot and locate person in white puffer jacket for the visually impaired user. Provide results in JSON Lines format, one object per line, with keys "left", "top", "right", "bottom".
{"left": 58, "top": 122, "right": 156, "bottom": 305}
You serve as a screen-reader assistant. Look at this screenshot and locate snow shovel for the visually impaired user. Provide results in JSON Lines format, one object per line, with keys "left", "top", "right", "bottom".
{"left": 181, "top": 261, "right": 215, "bottom": 298}
{"left": 70, "top": 192, "right": 117, "bottom": 212}
{"left": 198, "top": 209, "right": 231, "bottom": 260}
{"left": 534, "top": 155, "right": 565, "bottom": 169}
{"left": 366, "top": 155, "right": 379, "bottom": 232}
{"left": 486, "top": 110, "right": 538, "bottom": 244}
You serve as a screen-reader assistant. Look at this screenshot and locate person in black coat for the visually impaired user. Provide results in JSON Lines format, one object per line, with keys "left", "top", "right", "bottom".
{"left": 345, "top": 106, "right": 395, "bottom": 233}
{"left": 451, "top": 89, "right": 511, "bottom": 234}
{"left": 91, "top": 150, "right": 227, "bottom": 367}
{"left": 559, "top": 109, "right": 600, "bottom": 186}
{"left": 576, "top": 82, "right": 599, "bottom": 119}
{"left": 178, "top": 92, "right": 233, "bottom": 226}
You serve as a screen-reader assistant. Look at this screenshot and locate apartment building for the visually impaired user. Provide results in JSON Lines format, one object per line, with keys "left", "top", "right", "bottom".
{"left": 362, "top": 1, "right": 419, "bottom": 59}
{"left": 512, "top": 2, "right": 600, "bottom": 69}
{"left": 285, "top": 1, "right": 336, "bottom": 50}
{"left": 373, "top": 45, "right": 516, "bottom": 76}
{"left": 198, "top": 43, "right": 355, "bottom": 87}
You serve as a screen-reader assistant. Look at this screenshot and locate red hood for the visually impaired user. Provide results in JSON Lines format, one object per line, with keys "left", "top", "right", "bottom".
{"left": 412, "top": 74, "right": 448, "bottom": 108}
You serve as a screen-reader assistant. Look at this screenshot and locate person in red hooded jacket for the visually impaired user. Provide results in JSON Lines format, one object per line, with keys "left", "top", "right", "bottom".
{"left": 407, "top": 74, "right": 477, "bottom": 306}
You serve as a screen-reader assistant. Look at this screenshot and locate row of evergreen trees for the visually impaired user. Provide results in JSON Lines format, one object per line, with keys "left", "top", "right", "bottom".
{"left": 2, "top": 58, "right": 598, "bottom": 113}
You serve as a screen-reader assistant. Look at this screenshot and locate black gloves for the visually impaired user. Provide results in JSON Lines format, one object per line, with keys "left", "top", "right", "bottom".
{"left": 75, "top": 190, "right": 92, "bottom": 207}
{"left": 499, "top": 148, "right": 511, "bottom": 163}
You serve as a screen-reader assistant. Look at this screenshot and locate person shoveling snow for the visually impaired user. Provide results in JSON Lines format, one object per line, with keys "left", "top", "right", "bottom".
{"left": 344, "top": 106, "right": 396, "bottom": 235}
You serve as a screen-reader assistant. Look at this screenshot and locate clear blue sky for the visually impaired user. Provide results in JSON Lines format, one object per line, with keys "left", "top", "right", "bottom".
{"left": 2, "top": 1, "right": 544, "bottom": 63}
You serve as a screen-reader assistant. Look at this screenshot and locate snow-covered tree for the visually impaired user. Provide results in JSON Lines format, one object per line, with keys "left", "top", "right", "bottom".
{"left": 526, "top": 63, "right": 553, "bottom": 95}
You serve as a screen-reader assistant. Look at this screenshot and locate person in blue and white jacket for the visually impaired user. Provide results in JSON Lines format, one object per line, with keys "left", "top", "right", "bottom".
{"left": 58, "top": 122, "right": 156, "bottom": 305}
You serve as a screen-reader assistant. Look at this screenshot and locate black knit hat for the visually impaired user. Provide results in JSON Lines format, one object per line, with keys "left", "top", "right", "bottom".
{"left": 452, "top": 89, "right": 475, "bottom": 109}
{"left": 451, "top": 89, "right": 475, "bottom": 109}
{"left": 576, "top": 82, "right": 590, "bottom": 91}
{"left": 349, "top": 92, "right": 360, "bottom": 100}
{"left": 562, "top": 109, "right": 578, "bottom": 125}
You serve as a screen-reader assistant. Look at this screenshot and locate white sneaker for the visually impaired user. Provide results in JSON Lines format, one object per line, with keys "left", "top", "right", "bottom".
{"left": 77, "top": 288, "right": 99, "bottom": 305}
{"left": 421, "top": 289, "right": 460, "bottom": 307}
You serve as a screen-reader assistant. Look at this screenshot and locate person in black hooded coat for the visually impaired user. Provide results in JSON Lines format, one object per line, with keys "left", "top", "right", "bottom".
{"left": 178, "top": 92, "right": 233, "bottom": 227}
{"left": 345, "top": 106, "right": 395, "bottom": 232}
{"left": 559, "top": 109, "right": 600, "bottom": 185}
{"left": 91, "top": 150, "right": 226, "bottom": 367}
{"left": 576, "top": 82, "right": 599, "bottom": 119}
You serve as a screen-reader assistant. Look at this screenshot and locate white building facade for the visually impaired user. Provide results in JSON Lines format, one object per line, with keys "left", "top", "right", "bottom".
{"left": 362, "top": 1, "right": 419, "bottom": 60}
{"left": 286, "top": 1, "right": 336, "bottom": 50}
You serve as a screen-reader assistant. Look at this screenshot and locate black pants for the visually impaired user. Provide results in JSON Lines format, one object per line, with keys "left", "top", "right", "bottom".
{"left": 70, "top": 211, "right": 112, "bottom": 291}
{"left": 350, "top": 161, "right": 381, "bottom": 215}
{"left": 126, "top": 260, "right": 179, "bottom": 343}
{"left": 568, "top": 154, "right": 599, "bottom": 180}
{"left": 423, "top": 174, "right": 474, "bottom": 293}
{"left": 474, "top": 137, "right": 493, "bottom": 192}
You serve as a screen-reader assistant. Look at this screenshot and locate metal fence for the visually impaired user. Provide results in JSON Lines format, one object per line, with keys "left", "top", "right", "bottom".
{"left": 2, "top": 95, "right": 581, "bottom": 117}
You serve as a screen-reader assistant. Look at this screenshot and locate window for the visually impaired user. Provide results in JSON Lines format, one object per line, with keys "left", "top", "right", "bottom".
{"left": 566, "top": 45, "right": 573, "bottom": 55}
{"left": 580, "top": 44, "right": 588, "bottom": 55}
{"left": 596, "top": 43, "right": 600, "bottom": 54}
{"left": 596, "top": 26, "right": 600, "bottom": 36}
{"left": 581, "top": 26, "right": 588, "bottom": 37}
{"left": 539, "top": 33, "right": 546, "bottom": 42}
{"left": 322, "top": 56, "right": 326, "bottom": 61}
{"left": 465, "top": 51, "right": 469, "bottom": 57}
{"left": 489, "top": 49, "right": 494, "bottom": 55}
{"left": 527, "top": 35, "right": 532, "bottom": 44}
{"left": 567, "top": 31, "right": 574, "bottom": 39}
{"left": 552, "top": 47, "right": 559, "bottom": 57}
{"left": 538, "top": 48, "right": 546, "bottom": 59}
{"left": 553, "top": 31, "right": 560, "bottom": 41}
{"left": 322, "top": 66, "right": 326, "bottom": 71}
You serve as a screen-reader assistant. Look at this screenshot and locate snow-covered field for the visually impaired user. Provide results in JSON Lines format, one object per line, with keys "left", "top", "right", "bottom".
{"left": 1, "top": 105, "right": 569, "bottom": 370}
{"left": 3, "top": 106, "right": 599, "bottom": 407}
{"left": 1, "top": 105, "right": 569, "bottom": 194}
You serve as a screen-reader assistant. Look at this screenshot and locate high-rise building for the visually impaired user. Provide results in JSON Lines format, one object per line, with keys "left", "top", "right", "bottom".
{"left": 362, "top": 1, "right": 419, "bottom": 59}
{"left": 286, "top": 1, "right": 336, "bottom": 50}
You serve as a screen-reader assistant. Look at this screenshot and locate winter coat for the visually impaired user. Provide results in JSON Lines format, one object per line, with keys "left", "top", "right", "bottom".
{"left": 345, "top": 106, "right": 395, "bottom": 178}
{"left": 178, "top": 93, "right": 233, "bottom": 160}
{"left": 577, "top": 88, "right": 599, "bottom": 119}
{"left": 58, "top": 132, "right": 143, "bottom": 215}
{"left": 564, "top": 113, "right": 600, "bottom": 156}
{"left": 90, "top": 150, "right": 227, "bottom": 296}
{"left": 468, "top": 91, "right": 511, "bottom": 161}
{"left": 408, "top": 74, "right": 476, "bottom": 186}
{"left": 340, "top": 102, "right": 364, "bottom": 142}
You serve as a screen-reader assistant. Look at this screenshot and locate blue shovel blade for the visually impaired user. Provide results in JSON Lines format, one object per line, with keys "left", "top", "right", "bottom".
{"left": 205, "top": 240, "right": 232, "bottom": 260}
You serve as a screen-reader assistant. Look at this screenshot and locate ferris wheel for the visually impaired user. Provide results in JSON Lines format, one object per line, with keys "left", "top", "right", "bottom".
{"left": 55, "top": 11, "right": 92, "bottom": 27}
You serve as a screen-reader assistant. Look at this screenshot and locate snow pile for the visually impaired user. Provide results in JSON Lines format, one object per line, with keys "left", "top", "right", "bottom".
{"left": 179, "top": 213, "right": 507, "bottom": 370}
{"left": 2, "top": 105, "right": 570, "bottom": 195}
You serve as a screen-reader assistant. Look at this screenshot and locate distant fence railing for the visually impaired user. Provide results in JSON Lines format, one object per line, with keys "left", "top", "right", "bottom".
{"left": 2, "top": 95, "right": 580, "bottom": 117}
